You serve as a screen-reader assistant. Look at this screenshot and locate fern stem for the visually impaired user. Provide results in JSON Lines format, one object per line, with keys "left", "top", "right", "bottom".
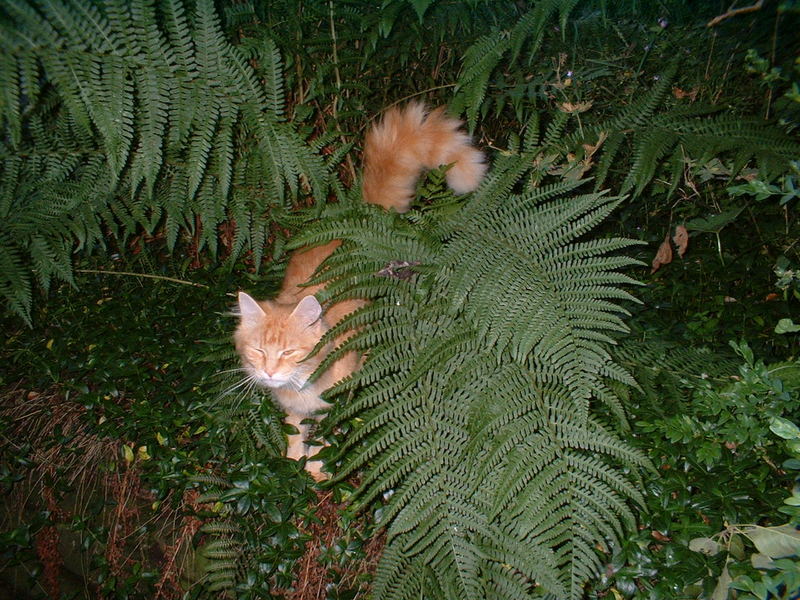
{"left": 765, "top": 9, "right": 781, "bottom": 120}
{"left": 387, "top": 85, "right": 457, "bottom": 110}
{"left": 328, "top": 1, "right": 342, "bottom": 115}
{"left": 75, "top": 269, "right": 208, "bottom": 288}
{"left": 327, "top": 0, "right": 357, "bottom": 184}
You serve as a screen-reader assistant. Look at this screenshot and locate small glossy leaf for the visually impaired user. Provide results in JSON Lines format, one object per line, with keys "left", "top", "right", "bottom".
{"left": 775, "top": 318, "right": 800, "bottom": 334}
{"left": 770, "top": 417, "right": 800, "bottom": 440}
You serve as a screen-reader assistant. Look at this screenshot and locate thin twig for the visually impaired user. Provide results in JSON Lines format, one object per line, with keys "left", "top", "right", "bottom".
{"left": 75, "top": 269, "right": 208, "bottom": 288}
{"left": 707, "top": 0, "right": 764, "bottom": 27}
{"left": 359, "top": 84, "right": 458, "bottom": 134}
{"left": 765, "top": 9, "right": 781, "bottom": 119}
{"left": 328, "top": 1, "right": 357, "bottom": 184}
{"left": 328, "top": 1, "right": 342, "bottom": 115}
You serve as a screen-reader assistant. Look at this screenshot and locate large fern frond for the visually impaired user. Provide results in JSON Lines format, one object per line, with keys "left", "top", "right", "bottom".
{"left": 290, "top": 152, "right": 650, "bottom": 598}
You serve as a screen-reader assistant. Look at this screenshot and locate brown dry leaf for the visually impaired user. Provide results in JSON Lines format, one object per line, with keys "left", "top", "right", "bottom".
{"left": 739, "top": 168, "right": 760, "bottom": 182}
{"left": 581, "top": 131, "right": 608, "bottom": 161}
{"left": 651, "top": 530, "right": 672, "bottom": 543}
{"left": 651, "top": 235, "right": 673, "bottom": 274}
{"left": 559, "top": 100, "right": 593, "bottom": 114}
{"left": 672, "top": 86, "right": 699, "bottom": 101}
{"left": 673, "top": 224, "right": 689, "bottom": 258}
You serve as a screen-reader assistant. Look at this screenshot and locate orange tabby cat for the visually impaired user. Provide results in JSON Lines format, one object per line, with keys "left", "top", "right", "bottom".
{"left": 234, "top": 102, "right": 486, "bottom": 480}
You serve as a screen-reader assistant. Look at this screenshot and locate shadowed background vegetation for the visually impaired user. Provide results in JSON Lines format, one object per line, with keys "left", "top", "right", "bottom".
{"left": 1, "top": 0, "right": 800, "bottom": 598}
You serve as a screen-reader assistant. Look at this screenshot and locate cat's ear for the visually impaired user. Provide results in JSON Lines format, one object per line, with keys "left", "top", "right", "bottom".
{"left": 237, "top": 292, "right": 266, "bottom": 321}
{"left": 290, "top": 295, "right": 322, "bottom": 327}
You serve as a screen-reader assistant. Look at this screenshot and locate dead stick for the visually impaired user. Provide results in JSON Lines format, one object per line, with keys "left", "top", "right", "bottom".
{"left": 707, "top": 0, "right": 764, "bottom": 27}
{"left": 75, "top": 269, "right": 208, "bottom": 289}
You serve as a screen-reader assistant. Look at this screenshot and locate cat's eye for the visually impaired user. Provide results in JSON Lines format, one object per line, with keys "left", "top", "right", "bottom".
{"left": 281, "top": 349, "right": 297, "bottom": 357}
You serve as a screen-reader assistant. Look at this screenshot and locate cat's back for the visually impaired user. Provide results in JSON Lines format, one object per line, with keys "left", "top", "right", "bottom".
{"left": 276, "top": 240, "right": 341, "bottom": 304}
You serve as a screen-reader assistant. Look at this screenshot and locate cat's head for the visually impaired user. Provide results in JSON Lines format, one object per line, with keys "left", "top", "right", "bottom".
{"left": 234, "top": 292, "right": 328, "bottom": 390}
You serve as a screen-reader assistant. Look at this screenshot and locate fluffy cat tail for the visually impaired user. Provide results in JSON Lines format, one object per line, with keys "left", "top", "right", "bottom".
{"left": 361, "top": 102, "right": 487, "bottom": 213}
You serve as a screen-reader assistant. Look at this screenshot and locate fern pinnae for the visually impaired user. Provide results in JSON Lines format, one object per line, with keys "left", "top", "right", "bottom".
{"left": 607, "top": 61, "right": 677, "bottom": 131}
{"left": 0, "top": 60, "right": 22, "bottom": 148}
{"left": 344, "top": 443, "right": 429, "bottom": 513}
{"left": 376, "top": 462, "right": 440, "bottom": 530}
{"left": 215, "top": 116, "right": 234, "bottom": 199}
{"left": 567, "top": 452, "right": 646, "bottom": 507}
{"left": 161, "top": 0, "right": 195, "bottom": 72}
{"left": 623, "top": 128, "right": 677, "bottom": 195}
{"left": 259, "top": 37, "right": 284, "bottom": 121}
{"left": 203, "top": 547, "right": 241, "bottom": 560}
{"left": 202, "top": 538, "right": 241, "bottom": 552}
{"left": 568, "top": 475, "right": 636, "bottom": 534}
{"left": 329, "top": 369, "right": 414, "bottom": 421}
{"left": 480, "top": 428, "right": 557, "bottom": 500}
{"left": 455, "top": 32, "right": 508, "bottom": 128}
{"left": 555, "top": 418, "right": 650, "bottom": 468}
{"left": 489, "top": 441, "right": 563, "bottom": 518}
{"left": 6, "top": 0, "right": 62, "bottom": 49}
{"left": 186, "top": 101, "right": 219, "bottom": 200}
{"left": 332, "top": 400, "right": 425, "bottom": 461}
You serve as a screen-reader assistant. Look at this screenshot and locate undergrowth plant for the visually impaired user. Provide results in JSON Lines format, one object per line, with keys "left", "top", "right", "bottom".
{"left": 604, "top": 340, "right": 800, "bottom": 598}
{"left": 0, "top": 262, "right": 327, "bottom": 599}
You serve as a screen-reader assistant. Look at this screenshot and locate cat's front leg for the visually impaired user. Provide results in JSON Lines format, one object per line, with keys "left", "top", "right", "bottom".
{"left": 303, "top": 426, "right": 328, "bottom": 482}
{"left": 284, "top": 413, "right": 328, "bottom": 481}
{"left": 284, "top": 413, "right": 308, "bottom": 461}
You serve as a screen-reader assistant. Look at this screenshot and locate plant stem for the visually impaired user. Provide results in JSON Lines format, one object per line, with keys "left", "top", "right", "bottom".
{"left": 75, "top": 269, "right": 208, "bottom": 288}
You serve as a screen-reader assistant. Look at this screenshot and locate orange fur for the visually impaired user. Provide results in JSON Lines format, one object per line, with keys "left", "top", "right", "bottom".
{"left": 362, "top": 102, "right": 486, "bottom": 212}
{"left": 234, "top": 103, "right": 485, "bottom": 480}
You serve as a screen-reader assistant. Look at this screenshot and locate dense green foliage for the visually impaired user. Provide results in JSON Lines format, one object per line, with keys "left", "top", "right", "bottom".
{"left": 1, "top": 0, "right": 800, "bottom": 599}
{"left": 0, "top": 0, "right": 328, "bottom": 323}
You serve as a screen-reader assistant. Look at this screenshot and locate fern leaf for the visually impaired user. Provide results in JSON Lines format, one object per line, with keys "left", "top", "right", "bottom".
{"left": 0, "top": 232, "right": 32, "bottom": 324}
{"left": 0, "top": 58, "right": 21, "bottom": 147}
{"left": 186, "top": 101, "right": 219, "bottom": 200}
